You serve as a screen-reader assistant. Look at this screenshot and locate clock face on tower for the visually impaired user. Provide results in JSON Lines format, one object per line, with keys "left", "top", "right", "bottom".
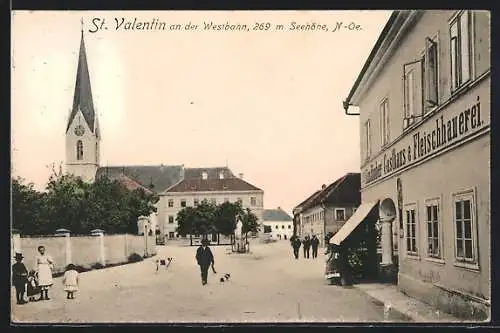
{"left": 74, "top": 125, "right": 85, "bottom": 136}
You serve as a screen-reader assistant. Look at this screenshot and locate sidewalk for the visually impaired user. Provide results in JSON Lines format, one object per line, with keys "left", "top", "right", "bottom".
{"left": 353, "top": 283, "right": 466, "bottom": 323}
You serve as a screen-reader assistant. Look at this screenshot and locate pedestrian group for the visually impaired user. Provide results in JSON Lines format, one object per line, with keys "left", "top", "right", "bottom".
{"left": 290, "top": 234, "right": 320, "bottom": 259}
{"left": 12, "top": 245, "right": 80, "bottom": 305}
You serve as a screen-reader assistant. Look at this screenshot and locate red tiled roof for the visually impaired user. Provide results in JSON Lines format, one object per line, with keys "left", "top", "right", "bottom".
{"left": 115, "top": 174, "right": 154, "bottom": 194}
{"left": 165, "top": 177, "right": 262, "bottom": 193}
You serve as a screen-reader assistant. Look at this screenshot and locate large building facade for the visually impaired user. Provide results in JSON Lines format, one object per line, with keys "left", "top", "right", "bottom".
{"left": 64, "top": 30, "right": 265, "bottom": 239}
{"left": 343, "top": 10, "right": 490, "bottom": 319}
{"left": 161, "top": 169, "right": 264, "bottom": 239}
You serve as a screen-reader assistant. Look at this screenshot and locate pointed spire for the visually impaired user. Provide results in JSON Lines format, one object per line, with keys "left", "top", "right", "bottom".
{"left": 66, "top": 21, "right": 97, "bottom": 133}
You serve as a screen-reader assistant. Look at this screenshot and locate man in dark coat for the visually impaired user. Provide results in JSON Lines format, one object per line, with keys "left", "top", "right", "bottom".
{"left": 12, "top": 253, "right": 28, "bottom": 304}
{"left": 290, "top": 235, "right": 302, "bottom": 259}
{"left": 195, "top": 238, "right": 214, "bottom": 285}
{"left": 302, "top": 236, "right": 311, "bottom": 259}
{"left": 311, "top": 235, "right": 320, "bottom": 259}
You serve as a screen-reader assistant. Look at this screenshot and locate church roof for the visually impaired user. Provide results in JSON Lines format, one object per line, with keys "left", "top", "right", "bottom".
{"left": 263, "top": 208, "right": 292, "bottom": 221}
{"left": 96, "top": 165, "right": 184, "bottom": 193}
{"left": 95, "top": 165, "right": 244, "bottom": 194}
{"left": 164, "top": 176, "right": 263, "bottom": 194}
{"left": 66, "top": 30, "right": 97, "bottom": 134}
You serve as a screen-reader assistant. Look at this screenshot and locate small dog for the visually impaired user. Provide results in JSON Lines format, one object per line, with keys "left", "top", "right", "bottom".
{"left": 219, "top": 273, "right": 231, "bottom": 283}
{"left": 156, "top": 257, "right": 173, "bottom": 271}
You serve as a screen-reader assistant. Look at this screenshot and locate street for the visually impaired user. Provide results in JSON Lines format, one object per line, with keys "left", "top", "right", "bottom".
{"left": 12, "top": 240, "right": 390, "bottom": 323}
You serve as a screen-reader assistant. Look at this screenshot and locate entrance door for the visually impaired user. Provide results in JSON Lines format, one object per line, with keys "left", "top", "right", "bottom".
{"left": 169, "top": 231, "right": 175, "bottom": 239}
{"left": 211, "top": 233, "right": 217, "bottom": 242}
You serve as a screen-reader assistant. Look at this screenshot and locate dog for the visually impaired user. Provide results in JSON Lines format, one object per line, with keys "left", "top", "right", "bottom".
{"left": 156, "top": 257, "right": 173, "bottom": 271}
{"left": 219, "top": 273, "right": 231, "bottom": 283}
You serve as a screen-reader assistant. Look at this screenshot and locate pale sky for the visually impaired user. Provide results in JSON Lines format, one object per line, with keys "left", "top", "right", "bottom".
{"left": 11, "top": 10, "right": 392, "bottom": 215}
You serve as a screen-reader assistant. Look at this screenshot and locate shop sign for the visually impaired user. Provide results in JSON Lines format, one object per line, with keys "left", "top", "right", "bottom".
{"left": 362, "top": 95, "right": 488, "bottom": 187}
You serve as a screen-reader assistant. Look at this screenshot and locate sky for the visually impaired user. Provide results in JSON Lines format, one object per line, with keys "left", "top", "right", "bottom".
{"left": 11, "top": 10, "right": 392, "bottom": 215}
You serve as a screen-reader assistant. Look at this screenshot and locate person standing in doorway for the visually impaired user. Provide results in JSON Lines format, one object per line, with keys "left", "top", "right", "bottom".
{"left": 35, "top": 245, "right": 54, "bottom": 300}
{"left": 311, "top": 234, "right": 320, "bottom": 259}
{"left": 195, "top": 238, "right": 214, "bottom": 285}
{"left": 12, "top": 253, "right": 28, "bottom": 305}
{"left": 303, "top": 235, "right": 311, "bottom": 259}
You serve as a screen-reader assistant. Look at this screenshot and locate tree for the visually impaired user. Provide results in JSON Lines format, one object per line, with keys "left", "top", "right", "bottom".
{"left": 241, "top": 208, "right": 259, "bottom": 244}
{"left": 176, "top": 206, "right": 197, "bottom": 237}
{"left": 11, "top": 177, "right": 50, "bottom": 235}
{"left": 214, "top": 201, "right": 243, "bottom": 236}
{"left": 192, "top": 200, "right": 217, "bottom": 238}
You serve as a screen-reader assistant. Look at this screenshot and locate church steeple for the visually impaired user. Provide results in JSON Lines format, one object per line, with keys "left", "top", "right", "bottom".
{"left": 66, "top": 22, "right": 97, "bottom": 134}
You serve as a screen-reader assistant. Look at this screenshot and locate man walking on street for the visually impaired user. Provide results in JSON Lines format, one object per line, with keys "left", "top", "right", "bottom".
{"left": 303, "top": 235, "right": 311, "bottom": 259}
{"left": 311, "top": 234, "right": 320, "bottom": 259}
{"left": 291, "top": 235, "right": 302, "bottom": 259}
{"left": 195, "top": 238, "right": 214, "bottom": 285}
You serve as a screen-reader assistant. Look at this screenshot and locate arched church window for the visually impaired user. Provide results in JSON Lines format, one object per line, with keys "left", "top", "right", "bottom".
{"left": 76, "top": 140, "right": 84, "bottom": 160}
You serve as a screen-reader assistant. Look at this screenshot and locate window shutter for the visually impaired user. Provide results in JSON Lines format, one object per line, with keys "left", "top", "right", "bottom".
{"left": 425, "top": 37, "right": 438, "bottom": 108}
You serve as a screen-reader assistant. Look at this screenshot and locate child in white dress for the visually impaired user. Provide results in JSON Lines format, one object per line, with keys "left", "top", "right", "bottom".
{"left": 62, "top": 264, "right": 79, "bottom": 299}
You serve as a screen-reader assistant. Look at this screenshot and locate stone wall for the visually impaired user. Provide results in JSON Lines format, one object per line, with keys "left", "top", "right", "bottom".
{"left": 12, "top": 233, "right": 156, "bottom": 275}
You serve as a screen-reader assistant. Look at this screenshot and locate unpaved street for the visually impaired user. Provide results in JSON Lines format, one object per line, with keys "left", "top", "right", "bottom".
{"left": 12, "top": 240, "right": 388, "bottom": 323}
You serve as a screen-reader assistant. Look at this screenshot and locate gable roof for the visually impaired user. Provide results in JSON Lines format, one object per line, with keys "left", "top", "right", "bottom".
{"left": 302, "top": 173, "right": 361, "bottom": 211}
{"left": 293, "top": 190, "right": 322, "bottom": 215}
{"left": 164, "top": 176, "right": 262, "bottom": 193}
{"left": 184, "top": 167, "right": 234, "bottom": 180}
{"left": 115, "top": 174, "right": 154, "bottom": 194}
{"left": 96, "top": 165, "right": 184, "bottom": 193}
{"left": 263, "top": 208, "right": 292, "bottom": 221}
{"left": 66, "top": 31, "right": 97, "bottom": 134}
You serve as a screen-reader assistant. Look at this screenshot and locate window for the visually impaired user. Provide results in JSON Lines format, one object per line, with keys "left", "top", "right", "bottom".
{"left": 275, "top": 225, "right": 278, "bottom": 229}
{"left": 281, "top": 225, "right": 285, "bottom": 229}
{"left": 250, "top": 197, "right": 257, "bottom": 206}
{"left": 168, "top": 199, "right": 174, "bottom": 207}
{"left": 453, "top": 190, "right": 477, "bottom": 264}
{"left": 424, "top": 36, "right": 439, "bottom": 110}
{"left": 76, "top": 140, "right": 83, "bottom": 160}
{"left": 404, "top": 69, "right": 416, "bottom": 128}
{"left": 194, "top": 199, "right": 199, "bottom": 206}
{"left": 450, "top": 11, "right": 472, "bottom": 92}
{"left": 169, "top": 232, "right": 175, "bottom": 238}
{"left": 405, "top": 204, "right": 418, "bottom": 256}
{"left": 426, "top": 199, "right": 441, "bottom": 258}
{"left": 181, "top": 199, "right": 186, "bottom": 207}
{"left": 335, "top": 209, "right": 345, "bottom": 221}
{"left": 364, "top": 120, "right": 371, "bottom": 159}
{"left": 210, "top": 198, "right": 216, "bottom": 204}
{"left": 288, "top": 225, "right": 291, "bottom": 229}
{"left": 380, "top": 98, "right": 390, "bottom": 146}
{"left": 168, "top": 216, "right": 174, "bottom": 224}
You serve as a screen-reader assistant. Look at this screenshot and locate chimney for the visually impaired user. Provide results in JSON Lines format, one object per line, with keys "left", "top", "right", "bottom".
{"left": 239, "top": 173, "right": 244, "bottom": 179}
{"left": 202, "top": 171, "right": 208, "bottom": 180}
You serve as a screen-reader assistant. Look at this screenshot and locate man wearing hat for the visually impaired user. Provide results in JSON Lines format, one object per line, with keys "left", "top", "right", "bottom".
{"left": 195, "top": 238, "right": 215, "bottom": 285}
{"left": 12, "top": 253, "right": 28, "bottom": 304}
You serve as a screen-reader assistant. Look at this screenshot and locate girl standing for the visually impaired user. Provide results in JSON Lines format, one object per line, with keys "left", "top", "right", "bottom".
{"left": 26, "top": 270, "right": 40, "bottom": 302}
{"left": 35, "top": 245, "right": 54, "bottom": 300}
{"left": 63, "top": 264, "right": 79, "bottom": 299}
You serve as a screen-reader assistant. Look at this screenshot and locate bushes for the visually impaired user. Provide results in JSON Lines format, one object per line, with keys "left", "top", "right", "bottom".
{"left": 91, "top": 262, "right": 104, "bottom": 270}
{"left": 128, "top": 253, "right": 143, "bottom": 263}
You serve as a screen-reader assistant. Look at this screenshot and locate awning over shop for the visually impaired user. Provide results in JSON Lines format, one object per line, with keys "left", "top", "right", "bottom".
{"left": 329, "top": 201, "right": 379, "bottom": 246}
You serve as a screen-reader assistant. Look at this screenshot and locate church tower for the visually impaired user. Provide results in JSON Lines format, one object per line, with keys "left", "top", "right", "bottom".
{"left": 65, "top": 26, "right": 100, "bottom": 182}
